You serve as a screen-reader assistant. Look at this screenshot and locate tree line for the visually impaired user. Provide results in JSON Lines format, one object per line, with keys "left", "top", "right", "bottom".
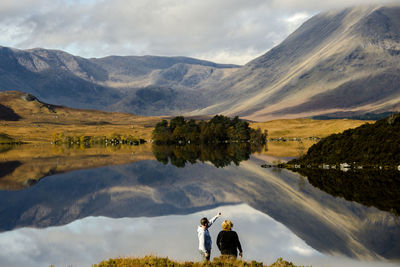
{"left": 152, "top": 115, "right": 267, "bottom": 145}
{"left": 52, "top": 133, "right": 146, "bottom": 148}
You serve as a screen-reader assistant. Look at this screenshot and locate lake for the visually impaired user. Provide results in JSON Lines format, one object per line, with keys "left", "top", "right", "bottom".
{"left": 0, "top": 143, "right": 399, "bottom": 267}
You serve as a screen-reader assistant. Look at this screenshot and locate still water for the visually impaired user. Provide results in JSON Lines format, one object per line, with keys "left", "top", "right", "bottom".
{"left": 0, "top": 144, "right": 399, "bottom": 266}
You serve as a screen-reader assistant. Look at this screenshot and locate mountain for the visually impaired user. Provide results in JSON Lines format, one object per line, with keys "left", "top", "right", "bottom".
{"left": 192, "top": 4, "right": 400, "bottom": 120}
{"left": 1, "top": 4, "right": 399, "bottom": 119}
{"left": 0, "top": 46, "right": 238, "bottom": 115}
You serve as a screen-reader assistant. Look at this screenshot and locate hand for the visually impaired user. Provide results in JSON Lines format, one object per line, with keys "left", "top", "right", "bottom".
{"left": 205, "top": 252, "right": 209, "bottom": 258}
{"left": 217, "top": 212, "right": 222, "bottom": 217}
{"left": 239, "top": 252, "right": 243, "bottom": 258}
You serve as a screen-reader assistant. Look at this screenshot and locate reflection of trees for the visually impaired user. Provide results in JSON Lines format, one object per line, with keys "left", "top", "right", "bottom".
{"left": 292, "top": 168, "right": 400, "bottom": 215}
{"left": 0, "top": 144, "right": 14, "bottom": 154}
{"left": 152, "top": 143, "right": 264, "bottom": 168}
{"left": 0, "top": 161, "right": 22, "bottom": 178}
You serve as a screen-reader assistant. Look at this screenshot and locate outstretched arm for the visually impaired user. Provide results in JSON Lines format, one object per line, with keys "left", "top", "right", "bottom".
{"left": 208, "top": 212, "right": 221, "bottom": 228}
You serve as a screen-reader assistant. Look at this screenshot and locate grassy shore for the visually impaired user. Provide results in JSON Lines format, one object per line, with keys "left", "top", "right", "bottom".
{"left": 0, "top": 91, "right": 160, "bottom": 143}
{"left": 93, "top": 256, "right": 302, "bottom": 267}
{"left": 251, "top": 118, "right": 372, "bottom": 139}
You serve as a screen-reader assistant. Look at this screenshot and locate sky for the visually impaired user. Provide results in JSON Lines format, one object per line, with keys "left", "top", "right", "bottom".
{"left": 0, "top": 0, "right": 398, "bottom": 64}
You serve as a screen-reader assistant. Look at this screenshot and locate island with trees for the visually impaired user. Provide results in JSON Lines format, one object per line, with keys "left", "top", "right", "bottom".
{"left": 151, "top": 115, "right": 267, "bottom": 167}
{"left": 152, "top": 115, "right": 267, "bottom": 145}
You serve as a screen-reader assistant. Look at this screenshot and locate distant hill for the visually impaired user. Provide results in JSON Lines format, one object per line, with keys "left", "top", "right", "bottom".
{"left": 193, "top": 4, "right": 400, "bottom": 120}
{"left": 289, "top": 113, "right": 400, "bottom": 166}
{"left": 0, "top": 47, "right": 238, "bottom": 115}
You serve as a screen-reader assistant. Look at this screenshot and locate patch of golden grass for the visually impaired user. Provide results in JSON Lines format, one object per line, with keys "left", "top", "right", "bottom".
{"left": 93, "top": 255, "right": 301, "bottom": 267}
{"left": 0, "top": 91, "right": 161, "bottom": 143}
{"left": 251, "top": 118, "right": 372, "bottom": 139}
{"left": 263, "top": 140, "right": 316, "bottom": 158}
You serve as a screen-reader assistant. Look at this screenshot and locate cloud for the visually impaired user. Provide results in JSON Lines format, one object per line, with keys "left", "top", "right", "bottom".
{"left": 0, "top": 0, "right": 399, "bottom": 64}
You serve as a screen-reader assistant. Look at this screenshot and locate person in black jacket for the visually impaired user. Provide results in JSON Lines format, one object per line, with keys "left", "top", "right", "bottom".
{"left": 216, "top": 220, "right": 243, "bottom": 258}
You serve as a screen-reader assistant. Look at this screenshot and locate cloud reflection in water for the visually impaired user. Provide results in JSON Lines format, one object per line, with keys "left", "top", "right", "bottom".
{"left": 0, "top": 204, "right": 398, "bottom": 267}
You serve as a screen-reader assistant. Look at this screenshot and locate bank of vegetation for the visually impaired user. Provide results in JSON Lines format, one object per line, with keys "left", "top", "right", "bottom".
{"left": 289, "top": 114, "right": 400, "bottom": 167}
{"left": 93, "top": 256, "right": 299, "bottom": 267}
{"left": 152, "top": 115, "right": 267, "bottom": 145}
{"left": 52, "top": 133, "right": 146, "bottom": 148}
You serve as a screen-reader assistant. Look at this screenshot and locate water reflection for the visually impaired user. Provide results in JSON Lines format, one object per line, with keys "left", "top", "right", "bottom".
{"left": 291, "top": 168, "right": 400, "bottom": 215}
{"left": 0, "top": 143, "right": 154, "bottom": 190}
{"left": 2, "top": 204, "right": 398, "bottom": 267}
{"left": 152, "top": 143, "right": 265, "bottom": 168}
{"left": 1, "top": 143, "right": 400, "bottom": 265}
{"left": 0, "top": 157, "right": 399, "bottom": 263}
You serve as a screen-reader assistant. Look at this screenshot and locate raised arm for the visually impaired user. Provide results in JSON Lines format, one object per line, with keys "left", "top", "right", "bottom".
{"left": 207, "top": 212, "right": 221, "bottom": 228}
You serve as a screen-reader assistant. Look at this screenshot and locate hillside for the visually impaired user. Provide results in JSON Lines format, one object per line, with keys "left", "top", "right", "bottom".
{"left": 0, "top": 91, "right": 160, "bottom": 142}
{"left": 1, "top": 5, "right": 400, "bottom": 119}
{"left": 289, "top": 113, "right": 400, "bottom": 166}
{"left": 192, "top": 4, "right": 400, "bottom": 120}
{"left": 0, "top": 46, "right": 238, "bottom": 115}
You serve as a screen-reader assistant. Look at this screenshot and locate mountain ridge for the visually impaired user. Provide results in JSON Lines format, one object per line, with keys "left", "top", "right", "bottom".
{"left": 190, "top": 4, "right": 400, "bottom": 120}
{"left": 0, "top": 46, "right": 239, "bottom": 115}
{"left": 1, "top": 4, "right": 399, "bottom": 120}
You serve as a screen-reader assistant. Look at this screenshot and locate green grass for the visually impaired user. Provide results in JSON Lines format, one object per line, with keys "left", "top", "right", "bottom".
{"left": 93, "top": 256, "right": 304, "bottom": 267}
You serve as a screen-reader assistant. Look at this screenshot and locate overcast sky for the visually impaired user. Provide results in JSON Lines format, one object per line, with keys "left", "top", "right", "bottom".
{"left": 0, "top": 0, "right": 398, "bottom": 64}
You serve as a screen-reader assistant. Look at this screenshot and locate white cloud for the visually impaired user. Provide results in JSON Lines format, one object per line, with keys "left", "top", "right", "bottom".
{"left": 0, "top": 0, "right": 399, "bottom": 64}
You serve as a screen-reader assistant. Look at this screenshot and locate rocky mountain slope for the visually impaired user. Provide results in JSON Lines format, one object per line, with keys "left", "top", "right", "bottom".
{"left": 0, "top": 46, "right": 238, "bottom": 115}
{"left": 193, "top": 4, "right": 400, "bottom": 120}
{"left": 1, "top": 4, "right": 399, "bottom": 119}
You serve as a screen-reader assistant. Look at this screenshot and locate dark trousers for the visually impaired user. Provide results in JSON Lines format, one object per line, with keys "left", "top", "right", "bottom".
{"left": 199, "top": 249, "right": 211, "bottom": 261}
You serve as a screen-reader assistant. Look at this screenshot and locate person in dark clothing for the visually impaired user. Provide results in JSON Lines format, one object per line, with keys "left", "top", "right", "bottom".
{"left": 216, "top": 220, "right": 243, "bottom": 258}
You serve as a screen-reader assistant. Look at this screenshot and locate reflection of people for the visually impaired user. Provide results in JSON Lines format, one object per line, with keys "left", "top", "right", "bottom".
{"left": 216, "top": 220, "right": 243, "bottom": 258}
{"left": 197, "top": 212, "right": 222, "bottom": 261}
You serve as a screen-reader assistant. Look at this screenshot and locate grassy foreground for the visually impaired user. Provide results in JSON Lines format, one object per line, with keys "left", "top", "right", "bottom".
{"left": 93, "top": 256, "right": 302, "bottom": 267}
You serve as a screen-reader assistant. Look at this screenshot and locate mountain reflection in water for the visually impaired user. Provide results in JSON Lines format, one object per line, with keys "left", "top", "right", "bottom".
{"left": 0, "top": 143, "right": 400, "bottom": 265}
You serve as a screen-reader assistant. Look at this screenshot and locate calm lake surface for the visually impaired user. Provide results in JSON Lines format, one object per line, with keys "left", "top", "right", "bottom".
{"left": 0, "top": 144, "right": 399, "bottom": 267}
